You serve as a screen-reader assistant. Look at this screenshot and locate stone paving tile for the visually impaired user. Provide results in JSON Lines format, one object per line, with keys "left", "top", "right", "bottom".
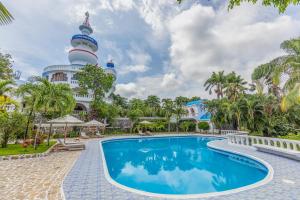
{"left": 63, "top": 137, "right": 300, "bottom": 200}
{"left": 0, "top": 151, "right": 80, "bottom": 200}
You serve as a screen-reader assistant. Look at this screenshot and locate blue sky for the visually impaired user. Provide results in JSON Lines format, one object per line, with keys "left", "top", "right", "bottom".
{"left": 1, "top": 0, "right": 300, "bottom": 99}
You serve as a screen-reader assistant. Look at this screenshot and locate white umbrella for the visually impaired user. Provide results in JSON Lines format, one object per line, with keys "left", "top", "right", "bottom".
{"left": 139, "top": 120, "right": 152, "bottom": 124}
{"left": 48, "top": 115, "right": 83, "bottom": 124}
{"left": 47, "top": 115, "right": 83, "bottom": 142}
{"left": 84, "top": 119, "right": 106, "bottom": 127}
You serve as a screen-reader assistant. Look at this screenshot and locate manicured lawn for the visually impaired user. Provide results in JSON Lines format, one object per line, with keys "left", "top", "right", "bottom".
{"left": 0, "top": 141, "right": 56, "bottom": 156}
{"left": 279, "top": 134, "right": 300, "bottom": 141}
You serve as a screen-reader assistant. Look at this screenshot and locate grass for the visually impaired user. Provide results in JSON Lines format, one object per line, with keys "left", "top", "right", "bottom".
{"left": 279, "top": 134, "right": 300, "bottom": 141}
{"left": 0, "top": 141, "right": 56, "bottom": 156}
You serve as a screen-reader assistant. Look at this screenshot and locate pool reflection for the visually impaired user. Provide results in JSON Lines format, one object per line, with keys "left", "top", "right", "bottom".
{"left": 102, "top": 137, "right": 267, "bottom": 195}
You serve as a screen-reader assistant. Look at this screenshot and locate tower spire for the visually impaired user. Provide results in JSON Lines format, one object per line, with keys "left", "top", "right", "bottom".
{"left": 79, "top": 11, "right": 93, "bottom": 35}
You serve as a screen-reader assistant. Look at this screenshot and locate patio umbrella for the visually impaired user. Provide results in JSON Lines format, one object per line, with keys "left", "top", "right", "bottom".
{"left": 47, "top": 115, "right": 83, "bottom": 142}
{"left": 139, "top": 120, "right": 152, "bottom": 124}
{"left": 84, "top": 119, "right": 106, "bottom": 127}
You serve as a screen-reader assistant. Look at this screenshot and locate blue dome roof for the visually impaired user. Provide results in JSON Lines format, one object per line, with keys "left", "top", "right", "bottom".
{"left": 106, "top": 62, "right": 115, "bottom": 68}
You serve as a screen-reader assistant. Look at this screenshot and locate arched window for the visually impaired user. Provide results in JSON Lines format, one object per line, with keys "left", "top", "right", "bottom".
{"left": 51, "top": 72, "right": 68, "bottom": 82}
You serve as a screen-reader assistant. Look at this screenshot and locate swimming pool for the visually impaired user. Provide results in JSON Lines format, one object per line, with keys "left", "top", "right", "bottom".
{"left": 101, "top": 136, "right": 272, "bottom": 198}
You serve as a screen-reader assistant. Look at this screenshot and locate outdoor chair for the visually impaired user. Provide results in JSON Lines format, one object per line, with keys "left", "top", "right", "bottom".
{"left": 57, "top": 138, "right": 85, "bottom": 151}
{"left": 95, "top": 131, "right": 104, "bottom": 138}
{"left": 138, "top": 130, "right": 152, "bottom": 136}
{"left": 80, "top": 132, "right": 89, "bottom": 139}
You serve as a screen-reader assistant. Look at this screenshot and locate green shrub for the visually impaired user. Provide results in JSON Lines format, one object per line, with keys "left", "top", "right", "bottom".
{"left": 198, "top": 121, "right": 210, "bottom": 130}
{"left": 69, "top": 131, "right": 79, "bottom": 138}
{"left": 180, "top": 121, "right": 196, "bottom": 132}
{"left": 52, "top": 133, "right": 65, "bottom": 139}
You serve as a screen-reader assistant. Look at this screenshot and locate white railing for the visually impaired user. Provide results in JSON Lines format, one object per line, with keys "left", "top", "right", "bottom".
{"left": 220, "top": 130, "right": 248, "bottom": 135}
{"left": 228, "top": 134, "right": 300, "bottom": 152}
{"left": 43, "top": 65, "right": 83, "bottom": 72}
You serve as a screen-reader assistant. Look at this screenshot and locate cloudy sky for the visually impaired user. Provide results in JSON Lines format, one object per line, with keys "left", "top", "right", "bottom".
{"left": 1, "top": 0, "right": 300, "bottom": 99}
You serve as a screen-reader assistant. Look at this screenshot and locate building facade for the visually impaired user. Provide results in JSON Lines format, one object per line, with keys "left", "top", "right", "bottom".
{"left": 42, "top": 12, "right": 116, "bottom": 113}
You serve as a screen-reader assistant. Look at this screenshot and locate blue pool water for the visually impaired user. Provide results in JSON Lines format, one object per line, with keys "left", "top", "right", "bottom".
{"left": 101, "top": 136, "right": 268, "bottom": 195}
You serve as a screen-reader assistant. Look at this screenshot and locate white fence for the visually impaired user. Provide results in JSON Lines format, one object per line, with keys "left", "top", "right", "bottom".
{"left": 228, "top": 134, "right": 300, "bottom": 152}
{"left": 220, "top": 130, "right": 249, "bottom": 135}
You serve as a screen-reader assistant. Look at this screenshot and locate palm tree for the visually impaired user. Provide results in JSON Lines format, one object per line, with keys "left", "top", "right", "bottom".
{"left": 174, "top": 97, "right": 188, "bottom": 132}
{"left": 162, "top": 98, "right": 174, "bottom": 132}
{"left": 0, "top": 80, "right": 14, "bottom": 95}
{"left": 17, "top": 82, "right": 42, "bottom": 140}
{"left": 0, "top": 80, "right": 16, "bottom": 112}
{"left": 204, "top": 71, "right": 226, "bottom": 99}
{"left": 0, "top": 2, "right": 14, "bottom": 25}
{"left": 252, "top": 37, "right": 300, "bottom": 110}
{"left": 17, "top": 78, "right": 75, "bottom": 145}
{"left": 239, "top": 95, "right": 264, "bottom": 132}
{"left": 252, "top": 57, "right": 285, "bottom": 98}
{"left": 145, "top": 95, "right": 161, "bottom": 116}
{"left": 281, "top": 83, "right": 300, "bottom": 112}
{"left": 224, "top": 72, "right": 247, "bottom": 101}
{"left": 128, "top": 109, "right": 143, "bottom": 133}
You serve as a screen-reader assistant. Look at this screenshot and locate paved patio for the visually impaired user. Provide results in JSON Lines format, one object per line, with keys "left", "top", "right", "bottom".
{"left": 62, "top": 136, "right": 300, "bottom": 200}
{"left": 0, "top": 151, "right": 80, "bottom": 200}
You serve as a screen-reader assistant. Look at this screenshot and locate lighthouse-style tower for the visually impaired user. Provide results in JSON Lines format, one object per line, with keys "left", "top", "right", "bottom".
{"left": 68, "top": 12, "right": 98, "bottom": 65}
{"left": 42, "top": 12, "right": 116, "bottom": 113}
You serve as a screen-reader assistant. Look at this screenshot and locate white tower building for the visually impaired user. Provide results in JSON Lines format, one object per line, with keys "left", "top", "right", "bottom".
{"left": 42, "top": 12, "right": 116, "bottom": 113}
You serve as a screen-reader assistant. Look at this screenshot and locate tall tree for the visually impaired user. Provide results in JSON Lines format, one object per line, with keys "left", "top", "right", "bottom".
{"left": 17, "top": 78, "right": 75, "bottom": 144}
{"left": 204, "top": 71, "right": 226, "bottom": 99}
{"left": 162, "top": 98, "right": 174, "bottom": 132}
{"left": 174, "top": 97, "right": 188, "bottom": 132}
{"left": 252, "top": 37, "right": 300, "bottom": 110}
{"left": 224, "top": 72, "right": 247, "bottom": 101}
{"left": 76, "top": 64, "right": 114, "bottom": 103}
{"left": 0, "top": 52, "right": 13, "bottom": 80}
{"left": 0, "top": 79, "right": 13, "bottom": 95}
{"left": 145, "top": 95, "right": 161, "bottom": 117}
{"left": 128, "top": 109, "right": 143, "bottom": 133}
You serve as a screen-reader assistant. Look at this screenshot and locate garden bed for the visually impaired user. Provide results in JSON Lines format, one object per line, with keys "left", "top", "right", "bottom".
{"left": 0, "top": 141, "right": 56, "bottom": 157}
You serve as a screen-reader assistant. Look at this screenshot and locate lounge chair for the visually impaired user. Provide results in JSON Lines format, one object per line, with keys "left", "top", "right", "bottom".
{"left": 80, "top": 132, "right": 89, "bottom": 139}
{"left": 138, "top": 130, "right": 152, "bottom": 136}
{"left": 57, "top": 138, "right": 85, "bottom": 151}
{"left": 95, "top": 131, "right": 104, "bottom": 138}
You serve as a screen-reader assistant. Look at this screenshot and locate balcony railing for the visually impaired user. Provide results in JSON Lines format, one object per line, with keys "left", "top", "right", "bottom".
{"left": 43, "top": 65, "right": 83, "bottom": 72}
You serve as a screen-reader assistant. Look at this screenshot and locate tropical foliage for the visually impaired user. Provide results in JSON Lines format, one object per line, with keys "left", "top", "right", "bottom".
{"left": 205, "top": 37, "right": 300, "bottom": 137}
{"left": 75, "top": 64, "right": 114, "bottom": 119}
{"left": 177, "top": 0, "right": 299, "bottom": 13}
{"left": 0, "top": 2, "right": 14, "bottom": 25}
{"left": 0, "top": 111, "right": 26, "bottom": 148}
{"left": 0, "top": 52, "right": 13, "bottom": 80}
{"left": 17, "top": 77, "right": 75, "bottom": 145}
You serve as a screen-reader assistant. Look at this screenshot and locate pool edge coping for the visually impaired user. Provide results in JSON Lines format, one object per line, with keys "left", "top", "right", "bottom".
{"left": 99, "top": 134, "right": 274, "bottom": 199}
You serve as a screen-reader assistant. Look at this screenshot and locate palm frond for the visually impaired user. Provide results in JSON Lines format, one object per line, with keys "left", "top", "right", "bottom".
{"left": 0, "top": 2, "right": 14, "bottom": 25}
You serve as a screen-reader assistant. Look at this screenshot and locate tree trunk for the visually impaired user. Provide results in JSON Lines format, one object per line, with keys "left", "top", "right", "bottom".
{"left": 34, "top": 119, "right": 42, "bottom": 150}
{"left": 47, "top": 123, "right": 52, "bottom": 146}
{"left": 168, "top": 121, "right": 171, "bottom": 132}
{"left": 24, "top": 108, "right": 34, "bottom": 140}
{"left": 1, "top": 132, "right": 9, "bottom": 148}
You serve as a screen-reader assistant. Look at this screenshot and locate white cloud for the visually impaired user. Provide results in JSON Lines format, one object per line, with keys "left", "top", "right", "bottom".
{"left": 98, "top": 0, "right": 135, "bottom": 11}
{"left": 161, "top": 73, "right": 181, "bottom": 88}
{"left": 115, "top": 82, "right": 143, "bottom": 98}
{"left": 119, "top": 64, "right": 149, "bottom": 75}
{"left": 117, "top": 3, "right": 300, "bottom": 99}
{"left": 2, "top": 0, "right": 300, "bottom": 100}
{"left": 168, "top": 3, "right": 300, "bottom": 86}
